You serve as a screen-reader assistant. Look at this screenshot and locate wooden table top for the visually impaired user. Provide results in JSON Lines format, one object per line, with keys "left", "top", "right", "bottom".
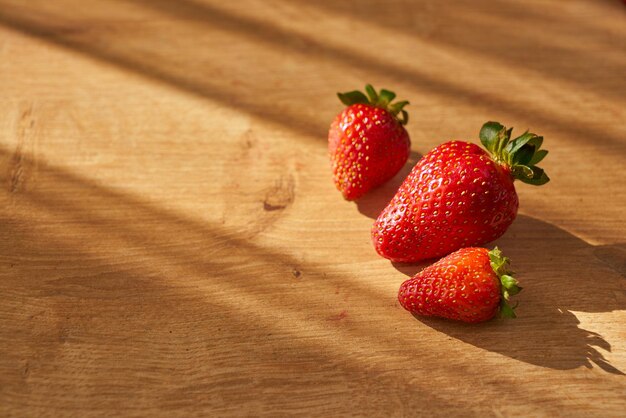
{"left": 1, "top": 0, "right": 625, "bottom": 416}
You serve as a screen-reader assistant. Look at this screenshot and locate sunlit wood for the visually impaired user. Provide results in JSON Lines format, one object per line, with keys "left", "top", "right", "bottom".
{"left": 0, "top": 0, "right": 624, "bottom": 416}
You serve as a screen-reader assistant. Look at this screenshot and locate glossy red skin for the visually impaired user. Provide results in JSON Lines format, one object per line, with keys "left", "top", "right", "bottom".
{"left": 372, "top": 141, "right": 518, "bottom": 262}
{"left": 328, "top": 104, "right": 410, "bottom": 200}
{"left": 398, "top": 247, "right": 501, "bottom": 323}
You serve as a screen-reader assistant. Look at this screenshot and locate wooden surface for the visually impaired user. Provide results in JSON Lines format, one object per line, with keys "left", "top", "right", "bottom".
{"left": 0, "top": 0, "right": 625, "bottom": 416}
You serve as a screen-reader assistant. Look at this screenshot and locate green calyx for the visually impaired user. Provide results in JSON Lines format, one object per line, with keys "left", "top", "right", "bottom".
{"left": 488, "top": 247, "right": 522, "bottom": 319}
{"left": 479, "top": 121, "right": 550, "bottom": 185}
{"left": 337, "top": 84, "right": 410, "bottom": 125}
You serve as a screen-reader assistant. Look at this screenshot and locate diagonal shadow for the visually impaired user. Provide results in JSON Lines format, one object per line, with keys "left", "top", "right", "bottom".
{"left": 0, "top": 2, "right": 623, "bottom": 403}
{"left": 1, "top": 145, "right": 623, "bottom": 375}
{"left": 0, "top": 221, "right": 464, "bottom": 415}
{"left": 301, "top": 0, "right": 626, "bottom": 102}
{"left": 3, "top": 150, "right": 565, "bottom": 413}
{"left": 122, "top": 0, "right": 626, "bottom": 150}
{"left": 0, "top": 149, "right": 389, "bottom": 308}
{"left": 390, "top": 214, "right": 626, "bottom": 374}
{"left": 0, "top": 149, "right": 480, "bottom": 411}
{"left": 0, "top": 0, "right": 624, "bottom": 154}
{"left": 0, "top": 2, "right": 326, "bottom": 139}
{"left": 356, "top": 150, "right": 422, "bottom": 219}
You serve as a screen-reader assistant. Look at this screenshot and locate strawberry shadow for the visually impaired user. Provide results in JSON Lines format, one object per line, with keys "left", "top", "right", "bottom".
{"left": 393, "top": 214, "right": 626, "bottom": 374}
{"left": 355, "top": 150, "right": 422, "bottom": 219}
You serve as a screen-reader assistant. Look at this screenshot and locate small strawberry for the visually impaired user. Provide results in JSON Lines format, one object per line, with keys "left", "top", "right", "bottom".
{"left": 328, "top": 85, "right": 411, "bottom": 200}
{"left": 372, "top": 121, "right": 549, "bottom": 262}
{"left": 398, "top": 247, "right": 521, "bottom": 323}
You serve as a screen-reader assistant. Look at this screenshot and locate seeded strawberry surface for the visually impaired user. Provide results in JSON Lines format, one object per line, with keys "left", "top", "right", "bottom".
{"left": 373, "top": 141, "right": 518, "bottom": 262}
{"left": 373, "top": 122, "right": 549, "bottom": 262}
{"left": 328, "top": 85, "right": 411, "bottom": 200}
{"left": 329, "top": 104, "right": 410, "bottom": 200}
{"left": 398, "top": 247, "right": 503, "bottom": 323}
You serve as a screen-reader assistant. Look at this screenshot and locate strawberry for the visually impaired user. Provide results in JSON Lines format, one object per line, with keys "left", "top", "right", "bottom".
{"left": 398, "top": 247, "right": 521, "bottom": 323}
{"left": 372, "top": 121, "right": 549, "bottom": 262}
{"left": 328, "top": 85, "right": 411, "bottom": 200}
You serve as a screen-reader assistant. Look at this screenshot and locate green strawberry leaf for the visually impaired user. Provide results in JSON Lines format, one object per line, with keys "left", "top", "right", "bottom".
{"left": 479, "top": 121, "right": 550, "bottom": 187}
{"left": 337, "top": 91, "right": 369, "bottom": 106}
{"left": 529, "top": 149, "right": 548, "bottom": 165}
{"left": 488, "top": 247, "right": 521, "bottom": 320}
{"left": 337, "top": 85, "right": 410, "bottom": 125}
{"left": 389, "top": 100, "right": 410, "bottom": 113}
{"left": 480, "top": 121, "right": 504, "bottom": 151}
{"left": 400, "top": 110, "right": 409, "bottom": 125}
{"left": 513, "top": 145, "right": 536, "bottom": 166}
{"left": 505, "top": 131, "right": 535, "bottom": 155}
{"left": 499, "top": 302, "right": 517, "bottom": 319}
{"left": 519, "top": 168, "right": 550, "bottom": 185}
{"left": 378, "top": 89, "right": 396, "bottom": 106}
{"left": 512, "top": 164, "right": 535, "bottom": 179}
{"left": 526, "top": 135, "right": 544, "bottom": 151}
{"left": 365, "top": 84, "right": 378, "bottom": 103}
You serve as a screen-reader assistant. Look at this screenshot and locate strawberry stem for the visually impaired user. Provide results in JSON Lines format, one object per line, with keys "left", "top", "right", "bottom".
{"left": 488, "top": 247, "right": 522, "bottom": 319}
{"left": 479, "top": 122, "right": 550, "bottom": 185}
{"left": 337, "top": 85, "right": 410, "bottom": 125}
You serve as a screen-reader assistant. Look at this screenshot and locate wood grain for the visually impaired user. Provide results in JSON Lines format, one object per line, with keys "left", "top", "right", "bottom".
{"left": 0, "top": 0, "right": 625, "bottom": 416}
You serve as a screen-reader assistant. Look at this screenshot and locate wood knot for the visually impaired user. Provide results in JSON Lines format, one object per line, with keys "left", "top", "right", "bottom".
{"left": 263, "top": 175, "right": 295, "bottom": 211}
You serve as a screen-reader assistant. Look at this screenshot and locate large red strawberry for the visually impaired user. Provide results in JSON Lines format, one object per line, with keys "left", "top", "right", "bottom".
{"left": 372, "top": 121, "right": 549, "bottom": 262}
{"left": 398, "top": 247, "right": 521, "bottom": 323}
{"left": 328, "top": 85, "right": 411, "bottom": 200}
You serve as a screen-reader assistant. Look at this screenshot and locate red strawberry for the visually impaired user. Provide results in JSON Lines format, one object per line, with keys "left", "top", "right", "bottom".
{"left": 329, "top": 85, "right": 411, "bottom": 200}
{"left": 398, "top": 247, "right": 521, "bottom": 323}
{"left": 372, "top": 122, "right": 549, "bottom": 262}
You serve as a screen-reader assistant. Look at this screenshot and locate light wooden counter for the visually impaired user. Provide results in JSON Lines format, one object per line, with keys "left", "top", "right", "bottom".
{"left": 0, "top": 0, "right": 625, "bottom": 416}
